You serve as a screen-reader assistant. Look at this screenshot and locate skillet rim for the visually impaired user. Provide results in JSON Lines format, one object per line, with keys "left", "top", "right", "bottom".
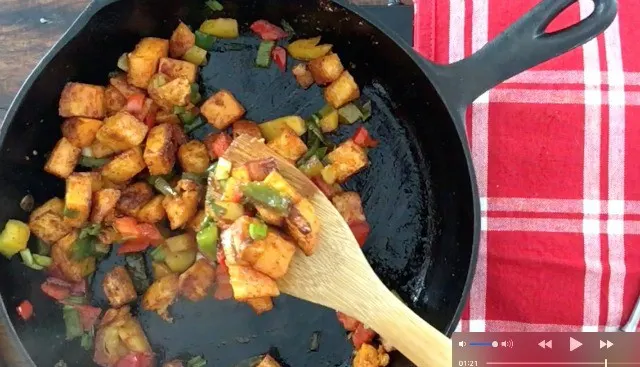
{"left": 0, "top": 0, "right": 480, "bottom": 365}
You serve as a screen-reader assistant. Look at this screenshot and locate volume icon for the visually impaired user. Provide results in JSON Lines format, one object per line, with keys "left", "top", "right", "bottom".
{"left": 501, "top": 339, "right": 514, "bottom": 348}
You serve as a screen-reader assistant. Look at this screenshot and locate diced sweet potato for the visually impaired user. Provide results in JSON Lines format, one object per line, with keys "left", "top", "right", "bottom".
{"left": 257, "top": 355, "right": 281, "bottom": 367}
{"left": 117, "top": 182, "right": 154, "bottom": 217}
{"left": 86, "top": 172, "right": 103, "bottom": 193}
{"left": 200, "top": 90, "right": 245, "bottom": 129}
{"left": 325, "top": 139, "right": 369, "bottom": 183}
{"left": 110, "top": 73, "right": 145, "bottom": 98}
{"left": 266, "top": 126, "right": 308, "bottom": 163}
{"left": 228, "top": 265, "right": 280, "bottom": 300}
{"left": 154, "top": 77, "right": 191, "bottom": 108}
{"left": 90, "top": 140, "right": 116, "bottom": 159}
{"left": 64, "top": 173, "right": 93, "bottom": 228}
{"left": 91, "top": 188, "right": 121, "bottom": 224}
{"left": 103, "top": 266, "right": 137, "bottom": 308}
{"left": 29, "top": 198, "right": 71, "bottom": 244}
{"left": 51, "top": 231, "right": 96, "bottom": 283}
{"left": 144, "top": 123, "right": 177, "bottom": 176}
{"left": 245, "top": 297, "right": 274, "bottom": 315}
{"left": 263, "top": 171, "right": 302, "bottom": 204}
{"left": 292, "top": 63, "right": 314, "bottom": 89}
{"left": 104, "top": 85, "right": 127, "bottom": 116}
{"left": 61, "top": 117, "right": 102, "bottom": 148}
{"left": 232, "top": 120, "right": 262, "bottom": 139}
{"left": 285, "top": 198, "right": 319, "bottom": 255}
{"left": 169, "top": 22, "right": 196, "bottom": 58}
{"left": 44, "top": 137, "right": 81, "bottom": 179}
{"left": 178, "top": 259, "right": 216, "bottom": 302}
{"left": 95, "top": 111, "right": 149, "bottom": 152}
{"left": 101, "top": 147, "right": 146, "bottom": 183}
{"left": 178, "top": 140, "right": 209, "bottom": 174}
{"left": 308, "top": 53, "right": 344, "bottom": 85}
{"left": 58, "top": 82, "right": 105, "bottom": 118}
{"left": 242, "top": 229, "right": 296, "bottom": 279}
{"left": 332, "top": 192, "right": 366, "bottom": 224}
{"left": 127, "top": 37, "right": 170, "bottom": 88}
{"left": 136, "top": 195, "right": 166, "bottom": 224}
{"left": 142, "top": 273, "right": 179, "bottom": 321}
{"left": 162, "top": 184, "right": 199, "bottom": 230}
{"left": 159, "top": 57, "right": 198, "bottom": 83}
{"left": 324, "top": 71, "right": 360, "bottom": 109}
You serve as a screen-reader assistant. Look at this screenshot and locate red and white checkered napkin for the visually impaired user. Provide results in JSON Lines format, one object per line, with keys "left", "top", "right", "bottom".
{"left": 413, "top": 0, "right": 640, "bottom": 332}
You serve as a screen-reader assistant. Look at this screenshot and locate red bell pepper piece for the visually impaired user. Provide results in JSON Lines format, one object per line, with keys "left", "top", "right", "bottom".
{"left": 117, "top": 238, "right": 151, "bottom": 255}
{"left": 75, "top": 304, "right": 102, "bottom": 330}
{"left": 311, "top": 176, "right": 340, "bottom": 199}
{"left": 214, "top": 262, "right": 233, "bottom": 300}
{"left": 205, "top": 132, "right": 233, "bottom": 159}
{"left": 136, "top": 223, "right": 164, "bottom": 245}
{"left": 352, "top": 126, "right": 379, "bottom": 148}
{"left": 352, "top": 323, "right": 377, "bottom": 349}
{"left": 125, "top": 93, "right": 146, "bottom": 114}
{"left": 16, "top": 300, "right": 33, "bottom": 321}
{"left": 113, "top": 217, "right": 140, "bottom": 239}
{"left": 348, "top": 220, "right": 370, "bottom": 247}
{"left": 41, "top": 278, "right": 72, "bottom": 301}
{"left": 250, "top": 20, "right": 288, "bottom": 41}
{"left": 114, "top": 217, "right": 163, "bottom": 251}
{"left": 144, "top": 106, "right": 157, "bottom": 128}
{"left": 114, "top": 353, "right": 154, "bottom": 367}
{"left": 336, "top": 311, "right": 361, "bottom": 332}
{"left": 271, "top": 46, "right": 287, "bottom": 72}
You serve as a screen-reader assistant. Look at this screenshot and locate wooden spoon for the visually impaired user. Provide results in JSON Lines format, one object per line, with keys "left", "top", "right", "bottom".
{"left": 223, "top": 135, "right": 452, "bottom": 367}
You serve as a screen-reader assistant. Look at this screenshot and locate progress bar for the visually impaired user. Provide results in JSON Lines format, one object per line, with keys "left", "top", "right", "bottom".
{"left": 487, "top": 361, "right": 640, "bottom": 366}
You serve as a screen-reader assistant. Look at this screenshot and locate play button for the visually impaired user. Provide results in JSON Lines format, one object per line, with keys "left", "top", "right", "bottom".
{"left": 569, "top": 337, "right": 583, "bottom": 352}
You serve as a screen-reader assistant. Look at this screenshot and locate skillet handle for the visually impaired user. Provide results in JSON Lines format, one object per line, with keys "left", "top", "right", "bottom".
{"left": 432, "top": 0, "right": 617, "bottom": 110}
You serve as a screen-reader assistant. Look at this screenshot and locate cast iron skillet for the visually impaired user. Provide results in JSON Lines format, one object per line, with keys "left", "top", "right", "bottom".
{"left": 0, "top": 0, "right": 617, "bottom": 366}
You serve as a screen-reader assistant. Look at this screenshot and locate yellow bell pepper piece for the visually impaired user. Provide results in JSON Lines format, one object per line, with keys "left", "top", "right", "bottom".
{"left": 320, "top": 109, "right": 339, "bottom": 133}
{"left": 259, "top": 116, "right": 307, "bottom": 141}
{"left": 287, "top": 37, "right": 332, "bottom": 61}
{"left": 199, "top": 19, "right": 239, "bottom": 39}
{"left": 299, "top": 156, "right": 324, "bottom": 178}
{"left": 0, "top": 220, "right": 30, "bottom": 258}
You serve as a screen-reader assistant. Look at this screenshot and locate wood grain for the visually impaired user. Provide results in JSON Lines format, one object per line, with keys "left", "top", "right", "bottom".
{"left": 0, "top": 0, "right": 413, "bottom": 123}
{"left": 224, "top": 135, "right": 452, "bottom": 367}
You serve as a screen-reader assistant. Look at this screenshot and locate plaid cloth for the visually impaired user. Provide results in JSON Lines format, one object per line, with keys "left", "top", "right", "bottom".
{"left": 413, "top": 0, "right": 640, "bottom": 332}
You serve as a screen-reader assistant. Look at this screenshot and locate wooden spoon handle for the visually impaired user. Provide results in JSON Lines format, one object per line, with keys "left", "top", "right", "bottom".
{"left": 354, "top": 282, "right": 452, "bottom": 367}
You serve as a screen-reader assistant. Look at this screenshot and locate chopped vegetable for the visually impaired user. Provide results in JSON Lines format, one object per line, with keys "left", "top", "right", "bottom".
{"left": 63, "top": 305, "right": 83, "bottom": 340}
{"left": 259, "top": 115, "right": 306, "bottom": 141}
{"left": 250, "top": 20, "right": 288, "bottom": 41}
{"left": 352, "top": 126, "right": 379, "bottom": 148}
{"left": 182, "top": 172, "right": 206, "bottom": 184}
{"left": 187, "top": 355, "right": 207, "bottom": 367}
{"left": 79, "top": 156, "right": 109, "bottom": 168}
{"left": 338, "top": 103, "right": 362, "bottom": 124}
{"left": 287, "top": 37, "right": 332, "bottom": 61}
{"left": 196, "top": 224, "right": 219, "bottom": 260}
{"left": 355, "top": 99, "right": 372, "bottom": 121}
{"left": 248, "top": 221, "right": 268, "bottom": 241}
{"left": 117, "top": 53, "right": 129, "bottom": 72}
{"left": 183, "top": 45, "right": 208, "bottom": 66}
{"left": 292, "top": 63, "right": 314, "bottom": 89}
{"left": 280, "top": 20, "right": 295, "bottom": 38}
{"left": 150, "top": 246, "right": 166, "bottom": 261}
{"left": 118, "top": 239, "right": 151, "bottom": 255}
{"left": 195, "top": 30, "right": 216, "bottom": 50}
{"left": 349, "top": 221, "right": 370, "bottom": 247}
{"left": 20, "top": 249, "right": 44, "bottom": 270}
{"left": 166, "top": 233, "right": 196, "bottom": 253}
{"left": 204, "top": 132, "right": 233, "bottom": 159}
{"left": 63, "top": 207, "right": 79, "bottom": 218}
{"left": 272, "top": 46, "right": 287, "bottom": 72}
{"left": 199, "top": 19, "right": 239, "bottom": 39}
{"left": 179, "top": 108, "right": 199, "bottom": 124}
{"left": 299, "top": 155, "right": 324, "bottom": 177}
{"left": 16, "top": 300, "right": 33, "bottom": 321}
{"left": 319, "top": 107, "right": 339, "bottom": 133}
{"left": 148, "top": 176, "right": 178, "bottom": 197}
{"left": 125, "top": 94, "right": 146, "bottom": 115}
{"left": 164, "top": 250, "right": 197, "bottom": 273}
{"left": 205, "top": 0, "right": 223, "bottom": 11}
{"left": 184, "top": 116, "right": 207, "bottom": 134}
{"left": 242, "top": 183, "right": 292, "bottom": 214}
{"left": 256, "top": 41, "right": 275, "bottom": 68}
{"left": 80, "top": 329, "right": 94, "bottom": 350}
{"left": 125, "top": 254, "right": 151, "bottom": 294}
{"left": 321, "top": 165, "right": 337, "bottom": 185}
{"left": 190, "top": 83, "right": 202, "bottom": 104}
{"left": 306, "top": 114, "right": 331, "bottom": 146}
{"left": 36, "top": 239, "right": 51, "bottom": 256}
{"left": 0, "top": 219, "right": 30, "bottom": 258}
{"left": 33, "top": 254, "right": 53, "bottom": 267}
{"left": 214, "top": 158, "right": 233, "bottom": 180}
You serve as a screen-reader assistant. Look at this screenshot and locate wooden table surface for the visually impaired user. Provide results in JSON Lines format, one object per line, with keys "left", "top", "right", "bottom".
{"left": 0, "top": 0, "right": 412, "bottom": 123}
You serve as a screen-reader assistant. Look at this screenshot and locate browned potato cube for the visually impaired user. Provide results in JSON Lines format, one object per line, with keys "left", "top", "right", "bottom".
{"left": 228, "top": 265, "right": 280, "bottom": 300}
{"left": 127, "top": 37, "right": 170, "bottom": 88}
{"left": 256, "top": 205, "right": 284, "bottom": 227}
{"left": 103, "top": 266, "right": 137, "bottom": 308}
{"left": 156, "top": 110, "right": 181, "bottom": 125}
{"left": 154, "top": 77, "right": 191, "bottom": 108}
{"left": 266, "top": 126, "right": 308, "bottom": 163}
{"left": 178, "top": 140, "right": 209, "bottom": 174}
{"left": 136, "top": 195, "right": 166, "bottom": 223}
{"left": 142, "top": 273, "right": 179, "bottom": 322}
{"left": 98, "top": 226, "right": 121, "bottom": 245}
{"left": 308, "top": 53, "right": 344, "bottom": 85}
{"left": 90, "top": 140, "right": 116, "bottom": 159}
{"left": 263, "top": 171, "right": 302, "bottom": 204}
{"left": 61, "top": 117, "right": 102, "bottom": 148}
{"left": 52, "top": 231, "right": 96, "bottom": 283}
{"left": 241, "top": 229, "right": 296, "bottom": 279}
{"left": 257, "top": 355, "right": 282, "bottom": 367}
{"left": 292, "top": 63, "right": 314, "bottom": 89}
{"left": 29, "top": 198, "right": 71, "bottom": 244}
{"left": 187, "top": 210, "right": 207, "bottom": 232}
{"left": 44, "top": 137, "right": 81, "bottom": 179}
{"left": 169, "top": 22, "right": 196, "bottom": 58}
{"left": 200, "top": 90, "right": 245, "bottom": 129}
{"left": 332, "top": 192, "right": 366, "bottom": 224}
{"left": 159, "top": 57, "right": 198, "bottom": 83}
{"left": 285, "top": 198, "right": 319, "bottom": 255}
{"left": 87, "top": 172, "right": 103, "bottom": 193}
{"left": 162, "top": 185, "right": 199, "bottom": 230}
{"left": 64, "top": 173, "right": 93, "bottom": 228}
{"left": 91, "top": 188, "right": 121, "bottom": 224}
{"left": 58, "top": 82, "right": 105, "bottom": 118}
{"left": 110, "top": 73, "right": 145, "bottom": 98}
{"left": 144, "top": 123, "right": 177, "bottom": 176}
{"left": 117, "top": 182, "right": 154, "bottom": 217}
{"left": 178, "top": 259, "right": 216, "bottom": 301}
{"left": 220, "top": 216, "right": 253, "bottom": 265}
{"left": 353, "top": 344, "right": 390, "bottom": 367}
{"left": 245, "top": 297, "right": 274, "bottom": 315}
{"left": 95, "top": 111, "right": 149, "bottom": 152}
{"left": 104, "top": 85, "right": 127, "bottom": 116}
{"left": 324, "top": 71, "right": 360, "bottom": 109}
{"left": 325, "top": 139, "right": 369, "bottom": 183}
{"left": 232, "top": 120, "right": 263, "bottom": 139}
{"left": 101, "top": 147, "right": 146, "bottom": 183}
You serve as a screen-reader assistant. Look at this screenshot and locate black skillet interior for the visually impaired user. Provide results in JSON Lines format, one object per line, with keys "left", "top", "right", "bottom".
{"left": 0, "top": 0, "right": 475, "bottom": 365}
